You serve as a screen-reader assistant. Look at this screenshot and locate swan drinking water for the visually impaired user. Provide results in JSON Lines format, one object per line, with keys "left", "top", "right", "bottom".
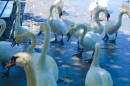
{"left": 85, "top": 43, "right": 113, "bottom": 86}
{"left": 0, "top": 19, "right": 22, "bottom": 76}
{"left": 6, "top": 23, "right": 57, "bottom": 86}
{"left": 11, "top": 23, "right": 58, "bottom": 81}
{"left": 102, "top": 11, "right": 130, "bottom": 43}
{"left": 67, "top": 23, "right": 101, "bottom": 63}
{"left": 47, "top": 5, "right": 67, "bottom": 44}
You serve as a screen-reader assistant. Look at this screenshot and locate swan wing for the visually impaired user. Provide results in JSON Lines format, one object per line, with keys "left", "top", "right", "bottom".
{"left": 0, "top": 41, "right": 22, "bottom": 62}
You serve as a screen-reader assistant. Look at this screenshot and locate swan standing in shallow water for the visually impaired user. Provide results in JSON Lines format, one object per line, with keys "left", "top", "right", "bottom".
{"left": 0, "top": 19, "right": 22, "bottom": 76}
{"left": 14, "top": 0, "right": 31, "bottom": 44}
{"left": 102, "top": 11, "right": 130, "bottom": 43}
{"left": 11, "top": 24, "right": 58, "bottom": 81}
{"left": 6, "top": 23, "right": 57, "bottom": 86}
{"left": 47, "top": 5, "right": 67, "bottom": 44}
{"left": 67, "top": 23, "right": 101, "bottom": 63}
{"left": 85, "top": 43, "right": 113, "bottom": 86}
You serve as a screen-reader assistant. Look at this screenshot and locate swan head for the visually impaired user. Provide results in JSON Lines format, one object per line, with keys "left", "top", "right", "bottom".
{"left": 57, "top": 5, "right": 62, "bottom": 18}
{"left": 38, "top": 22, "right": 50, "bottom": 35}
{"left": 67, "top": 24, "right": 77, "bottom": 41}
{"left": 103, "top": 9, "right": 110, "bottom": 21}
{"left": 5, "top": 52, "right": 31, "bottom": 68}
{"left": 123, "top": 11, "right": 130, "bottom": 18}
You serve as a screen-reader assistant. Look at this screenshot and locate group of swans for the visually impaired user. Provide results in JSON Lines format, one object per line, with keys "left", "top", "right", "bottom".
{"left": 6, "top": 22, "right": 58, "bottom": 86}
{"left": 85, "top": 43, "right": 113, "bottom": 86}
{"left": 0, "top": 19, "right": 22, "bottom": 76}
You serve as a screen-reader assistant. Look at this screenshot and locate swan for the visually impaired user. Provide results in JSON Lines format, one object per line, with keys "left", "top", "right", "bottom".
{"left": 14, "top": 0, "right": 31, "bottom": 44}
{"left": 88, "top": 0, "right": 109, "bottom": 20}
{"left": 47, "top": 5, "right": 67, "bottom": 44}
{"left": 0, "top": 19, "right": 22, "bottom": 76}
{"left": 85, "top": 43, "right": 113, "bottom": 86}
{"left": 11, "top": 23, "right": 58, "bottom": 81}
{"left": 102, "top": 11, "right": 130, "bottom": 42}
{"left": 67, "top": 23, "right": 101, "bottom": 63}
{"left": 54, "top": 0, "right": 64, "bottom": 10}
{"left": 68, "top": 8, "right": 110, "bottom": 50}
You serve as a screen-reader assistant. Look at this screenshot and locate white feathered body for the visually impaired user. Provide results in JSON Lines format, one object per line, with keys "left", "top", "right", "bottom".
{"left": 79, "top": 32, "right": 101, "bottom": 50}
{"left": 48, "top": 17, "right": 67, "bottom": 35}
{"left": 0, "top": 41, "right": 22, "bottom": 62}
{"left": 30, "top": 53, "right": 59, "bottom": 81}
{"left": 105, "top": 20, "right": 121, "bottom": 35}
{"left": 85, "top": 67, "right": 113, "bottom": 86}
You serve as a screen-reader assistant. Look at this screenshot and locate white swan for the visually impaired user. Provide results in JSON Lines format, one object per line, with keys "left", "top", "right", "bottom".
{"left": 85, "top": 43, "right": 113, "bottom": 86}
{"left": 6, "top": 23, "right": 57, "bottom": 86}
{"left": 0, "top": 19, "right": 22, "bottom": 76}
{"left": 88, "top": 0, "right": 109, "bottom": 20}
{"left": 67, "top": 23, "right": 101, "bottom": 62}
{"left": 54, "top": 0, "right": 64, "bottom": 10}
{"left": 69, "top": 8, "right": 110, "bottom": 50}
{"left": 12, "top": 23, "right": 58, "bottom": 81}
{"left": 47, "top": 5, "right": 67, "bottom": 44}
{"left": 102, "top": 11, "right": 130, "bottom": 42}
{"left": 14, "top": 0, "right": 31, "bottom": 44}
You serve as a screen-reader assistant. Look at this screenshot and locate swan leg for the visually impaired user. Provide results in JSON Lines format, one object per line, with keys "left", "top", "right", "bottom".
{"left": 102, "top": 33, "right": 109, "bottom": 40}
{"left": 77, "top": 41, "right": 84, "bottom": 51}
{"left": 109, "top": 32, "right": 117, "bottom": 43}
{"left": 84, "top": 51, "right": 94, "bottom": 64}
{"left": 50, "top": 34, "right": 58, "bottom": 43}
{"left": 59, "top": 34, "right": 64, "bottom": 45}
{"left": 1, "top": 62, "right": 10, "bottom": 77}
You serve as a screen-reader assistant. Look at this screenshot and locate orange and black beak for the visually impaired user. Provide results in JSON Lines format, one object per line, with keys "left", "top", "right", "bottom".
{"left": 5, "top": 56, "right": 18, "bottom": 68}
{"left": 67, "top": 32, "right": 71, "bottom": 41}
{"left": 38, "top": 31, "right": 42, "bottom": 36}
{"left": 11, "top": 38, "right": 19, "bottom": 47}
{"left": 107, "top": 13, "right": 110, "bottom": 22}
{"left": 59, "top": 12, "right": 63, "bottom": 19}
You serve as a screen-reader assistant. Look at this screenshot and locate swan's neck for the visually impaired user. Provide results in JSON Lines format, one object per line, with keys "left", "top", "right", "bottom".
{"left": 19, "top": 32, "right": 36, "bottom": 53}
{"left": 91, "top": 44, "right": 100, "bottom": 67}
{"left": 0, "top": 20, "right": 6, "bottom": 37}
{"left": 94, "top": 9, "right": 104, "bottom": 30}
{"left": 37, "top": 23, "right": 51, "bottom": 69}
{"left": 24, "top": 61, "right": 36, "bottom": 86}
{"left": 15, "top": 0, "right": 21, "bottom": 29}
{"left": 75, "top": 24, "right": 87, "bottom": 44}
{"left": 117, "top": 12, "right": 125, "bottom": 27}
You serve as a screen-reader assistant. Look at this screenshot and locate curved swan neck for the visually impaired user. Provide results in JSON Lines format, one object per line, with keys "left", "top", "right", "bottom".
{"left": 18, "top": 32, "right": 36, "bottom": 53}
{"left": 37, "top": 23, "right": 51, "bottom": 69}
{"left": 24, "top": 60, "right": 36, "bottom": 86}
{"left": 117, "top": 11, "right": 126, "bottom": 26}
{"left": 91, "top": 43, "right": 100, "bottom": 67}
{"left": 75, "top": 24, "right": 87, "bottom": 43}
{"left": 0, "top": 19, "right": 6, "bottom": 37}
{"left": 94, "top": 9, "right": 105, "bottom": 28}
{"left": 15, "top": 0, "right": 21, "bottom": 28}
{"left": 50, "top": 5, "right": 57, "bottom": 15}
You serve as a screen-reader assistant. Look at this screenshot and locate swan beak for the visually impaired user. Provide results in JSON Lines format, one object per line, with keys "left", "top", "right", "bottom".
{"left": 11, "top": 41, "right": 16, "bottom": 47}
{"left": 67, "top": 33, "right": 71, "bottom": 41}
{"left": 59, "top": 12, "right": 63, "bottom": 19}
{"left": 107, "top": 13, "right": 110, "bottom": 22}
{"left": 5, "top": 60, "right": 16, "bottom": 68}
{"left": 38, "top": 31, "right": 42, "bottom": 36}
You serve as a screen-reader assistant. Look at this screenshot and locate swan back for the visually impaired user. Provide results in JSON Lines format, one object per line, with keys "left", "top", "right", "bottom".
{"left": 0, "top": 19, "right": 6, "bottom": 37}
{"left": 85, "top": 43, "right": 113, "bottom": 86}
